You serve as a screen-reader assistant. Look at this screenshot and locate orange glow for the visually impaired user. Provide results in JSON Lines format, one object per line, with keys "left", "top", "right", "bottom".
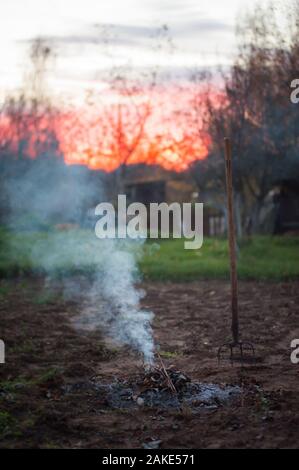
{"left": 0, "top": 85, "right": 213, "bottom": 172}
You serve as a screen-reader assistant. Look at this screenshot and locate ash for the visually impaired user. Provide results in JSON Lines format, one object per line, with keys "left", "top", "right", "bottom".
{"left": 63, "top": 369, "right": 240, "bottom": 411}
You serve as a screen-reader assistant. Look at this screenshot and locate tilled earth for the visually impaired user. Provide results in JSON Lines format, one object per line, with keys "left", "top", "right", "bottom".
{"left": 0, "top": 278, "right": 299, "bottom": 449}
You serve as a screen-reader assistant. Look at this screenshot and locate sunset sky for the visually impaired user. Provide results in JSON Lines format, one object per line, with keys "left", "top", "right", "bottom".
{"left": 0, "top": 0, "right": 267, "bottom": 98}
{"left": 0, "top": 0, "right": 283, "bottom": 171}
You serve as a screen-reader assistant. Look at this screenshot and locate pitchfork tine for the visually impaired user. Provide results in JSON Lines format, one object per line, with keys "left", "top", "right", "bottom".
{"left": 217, "top": 138, "right": 255, "bottom": 363}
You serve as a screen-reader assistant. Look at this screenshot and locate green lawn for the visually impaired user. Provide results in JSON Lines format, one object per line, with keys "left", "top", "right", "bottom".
{"left": 140, "top": 237, "right": 299, "bottom": 281}
{"left": 0, "top": 226, "right": 298, "bottom": 281}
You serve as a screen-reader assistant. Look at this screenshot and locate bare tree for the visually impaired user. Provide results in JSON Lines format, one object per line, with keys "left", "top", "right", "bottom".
{"left": 191, "top": 1, "right": 299, "bottom": 236}
{"left": 0, "top": 38, "right": 60, "bottom": 223}
{"left": 77, "top": 24, "right": 177, "bottom": 196}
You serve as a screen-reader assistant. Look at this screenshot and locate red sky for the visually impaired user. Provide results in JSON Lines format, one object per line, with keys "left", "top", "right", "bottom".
{"left": 55, "top": 85, "right": 210, "bottom": 172}
{"left": 0, "top": 84, "right": 212, "bottom": 172}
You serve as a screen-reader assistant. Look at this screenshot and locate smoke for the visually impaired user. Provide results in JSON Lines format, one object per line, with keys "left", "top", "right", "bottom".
{"left": 75, "top": 239, "right": 155, "bottom": 364}
{"left": 3, "top": 156, "right": 100, "bottom": 229}
{"left": 2, "top": 151, "right": 155, "bottom": 364}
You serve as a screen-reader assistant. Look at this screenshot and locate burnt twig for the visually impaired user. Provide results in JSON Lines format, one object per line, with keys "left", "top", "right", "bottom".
{"left": 156, "top": 351, "right": 177, "bottom": 395}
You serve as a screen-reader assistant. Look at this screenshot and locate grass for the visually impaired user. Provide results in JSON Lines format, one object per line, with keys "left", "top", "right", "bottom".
{"left": 140, "top": 237, "right": 299, "bottom": 281}
{"left": 0, "top": 226, "right": 298, "bottom": 281}
{"left": 34, "top": 367, "right": 63, "bottom": 385}
{"left": 0, "top": 411, "right": 17, "bottom": 438}
{"left": 0, "top": 377, "right": 32, "bottom": 393}
{"left": 0, "top": 284, "right": 10, "bottom": 299}
{"left": 159, "top": 350, "right": 181, "bottom": 359}
{"left": 0, "top": 368, "right": 62, "bottom": 395}
{"left": 0, "top": 227, "right": 99, "bottom": 277}
{"left": 33, "top": 292, "right": 62, "bottom": 305}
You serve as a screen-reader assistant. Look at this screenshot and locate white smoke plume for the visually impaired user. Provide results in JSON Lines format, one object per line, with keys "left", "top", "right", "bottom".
{"left": 75, "top": 239, "right": 155, "bottom": 364}
{"left": 3, "top": 156, "right": 155, "bottom": 364}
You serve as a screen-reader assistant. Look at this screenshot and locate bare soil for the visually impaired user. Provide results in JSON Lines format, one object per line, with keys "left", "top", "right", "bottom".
{"left": 1, "top": 278, "right": 299, "bottom": 449}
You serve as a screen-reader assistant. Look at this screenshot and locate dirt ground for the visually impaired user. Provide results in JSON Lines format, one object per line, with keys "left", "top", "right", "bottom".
{"left": 1, "top": 278, "right": 299, "bottom": 449}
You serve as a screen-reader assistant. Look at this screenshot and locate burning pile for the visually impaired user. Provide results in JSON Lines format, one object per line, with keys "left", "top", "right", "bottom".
{"left": 140, "top": 355, "right": 190, "bottom": 395}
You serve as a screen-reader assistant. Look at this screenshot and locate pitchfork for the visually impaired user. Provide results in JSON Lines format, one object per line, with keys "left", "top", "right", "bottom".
{"left": 217, "top": 138, "right": 255, "bottom": 363}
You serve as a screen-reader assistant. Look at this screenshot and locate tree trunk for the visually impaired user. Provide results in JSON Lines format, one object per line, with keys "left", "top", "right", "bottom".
{"left": 115, "top": 163, "right": 127, "bottom": 195}
{"left": 249, "top": 198, "right": 264, "bottom": 234}
{"left": 234, "top": 192, "right": 243, "bottom": 239}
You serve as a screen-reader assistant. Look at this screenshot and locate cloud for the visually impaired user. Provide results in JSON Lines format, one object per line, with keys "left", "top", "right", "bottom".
{"left": 21, "top": 24, "right": 158, "bottom": 50}
{"left": 22, "top": 18, "right": 232, "bottom": 51}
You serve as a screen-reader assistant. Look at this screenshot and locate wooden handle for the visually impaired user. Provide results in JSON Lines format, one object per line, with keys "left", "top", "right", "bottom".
{"left": 224, "top": 138, "right": 239, "bottom": 344}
